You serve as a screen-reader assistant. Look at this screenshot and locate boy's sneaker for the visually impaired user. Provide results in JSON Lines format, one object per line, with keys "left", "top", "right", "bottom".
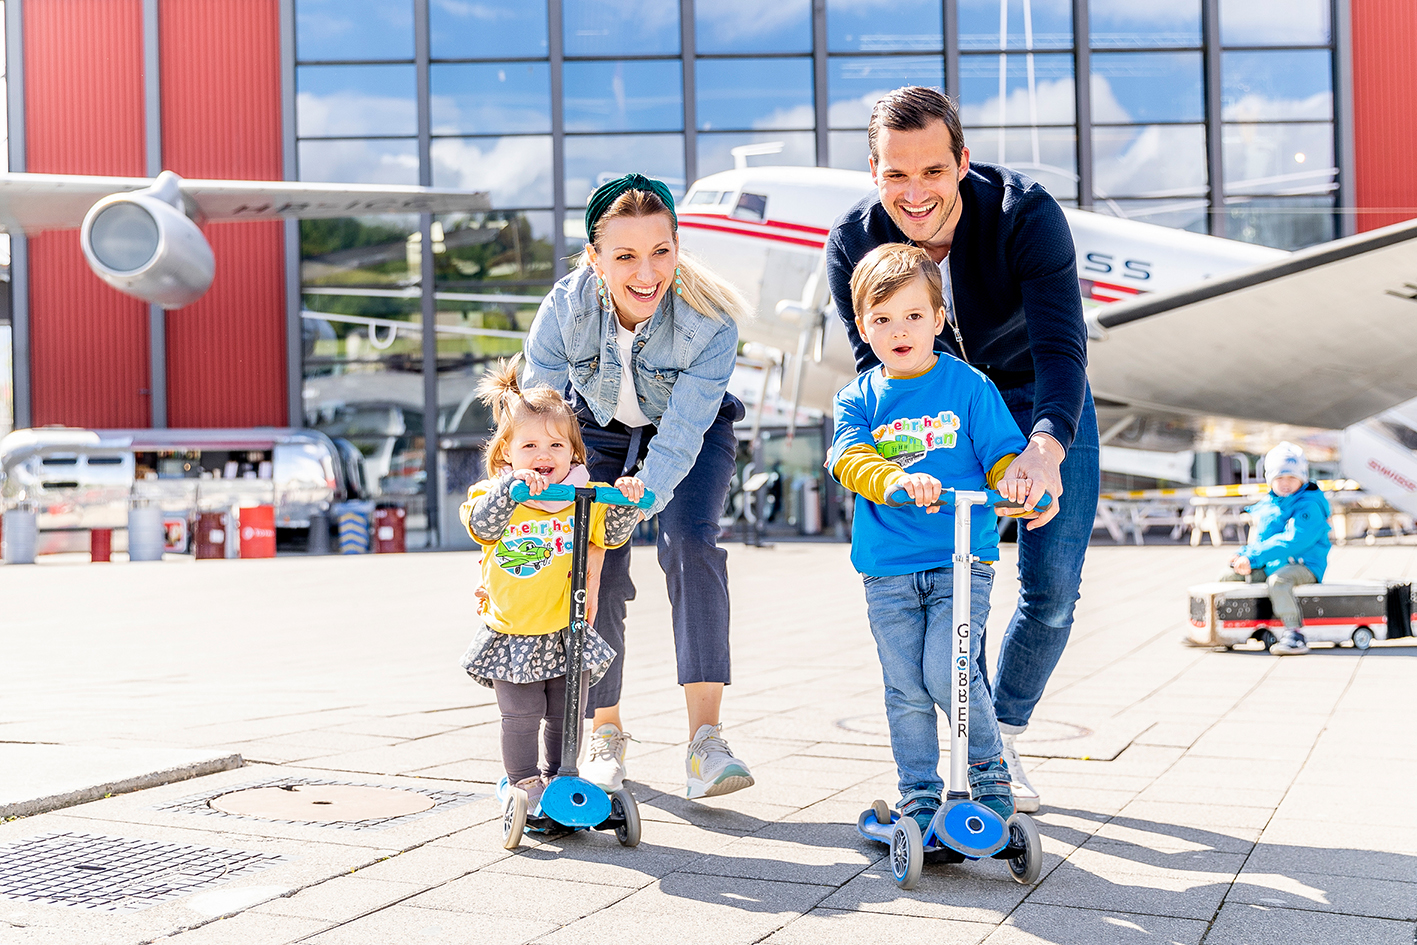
{"left": 685, "top": 723, "right": 755, "bottom": 798}
{"left": 1271, "top": 629, "right": 1310, "bottom": 655}
{"left": 899, "top": 791, "right": 940, "bottom": 836}
{"left": 969, "top": 757, "right": 1016, "bottom": 821}
{"left": 1000, "top": 731, "right": 1041, "bottom": 813}
{"left": 581, "top": 724, "right": 631, "bottom": 791}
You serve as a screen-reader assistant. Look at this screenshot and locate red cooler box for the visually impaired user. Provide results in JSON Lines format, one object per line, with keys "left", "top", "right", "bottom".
{"left": 194, "top": 512, "right": 228, "bottom": 560}
{"left": 240, "top": 505, "right": 277, "bottom": 559}
{"left": 373, "top": 505, "right": 406, "bottom": 553}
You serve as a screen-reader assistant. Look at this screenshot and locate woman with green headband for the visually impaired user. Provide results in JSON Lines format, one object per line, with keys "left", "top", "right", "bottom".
{"left": 522, "top": 173, "right": 756, "bottom": 800}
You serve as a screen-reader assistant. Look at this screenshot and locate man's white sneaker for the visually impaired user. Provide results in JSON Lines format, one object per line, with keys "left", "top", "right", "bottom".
{"left": 1000, "top": 731, "right": 1041, "bottom": 813}
{"left": 580, "top": 723, "right": 631, "bottom": 792}
{"left": 686, "top": 723, "right": 754, "bottom": 799}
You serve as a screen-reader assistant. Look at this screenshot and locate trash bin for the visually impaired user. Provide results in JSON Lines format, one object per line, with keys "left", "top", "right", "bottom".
{"left": 239, "top": 505, "right": 277, "bottom": 559}
{"left": 128, "top": 500, "right": 166, "bottom": 562}
{"left": 307, "top": 509, "right": 331, "bottom": 555}
{"left": 193, "top": 511, "right": 228, "bottom": 560}
{"left": 1, "top": 503, "right": 38, "bottom": 565}
{"left": 91, "top": 528, "right": 113, "bottom": 562}
{"left": 373, "top": 504, "right": 406, "bottom": 553}
{"left": 796, "top": 475, "right": 822, "bottom": 535}
{"left": 334, "top": 501, "right": 373, "bottom": 554}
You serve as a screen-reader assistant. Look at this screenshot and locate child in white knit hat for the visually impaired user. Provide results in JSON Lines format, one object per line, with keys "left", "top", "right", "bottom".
{"left": 1220, "top": 442, "right": 1331, "bottom": 655}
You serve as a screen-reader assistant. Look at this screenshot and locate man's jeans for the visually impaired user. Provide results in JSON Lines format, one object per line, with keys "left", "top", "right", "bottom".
{"left": 992, "top": 383, "right": 1101, "bottom": 730}
{"left": 1219, "top": 563, "right": 1316, "bottom": 630}
{"left": 863, "top": 563, "right": 1002, "bottom": 799}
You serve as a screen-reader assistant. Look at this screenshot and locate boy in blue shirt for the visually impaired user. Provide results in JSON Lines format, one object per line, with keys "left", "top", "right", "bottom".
{"left": 830, "top": 243, "right": 1035, "bottom": 832}
{"left": 1221, "top": 441, "right": 1331, "bottom": 656}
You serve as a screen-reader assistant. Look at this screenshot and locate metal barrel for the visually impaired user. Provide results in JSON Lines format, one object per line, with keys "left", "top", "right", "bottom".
{"left": 1, "top": 504, "right": 38, "bottom": 565}
{"left": 127, "top": 500, "right": 166, "bottom": 562}
{"left": 307, "top": 509, "right": 331, "bottom": 555}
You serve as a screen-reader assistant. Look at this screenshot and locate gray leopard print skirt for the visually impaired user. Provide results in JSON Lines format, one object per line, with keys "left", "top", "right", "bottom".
{"left": 460, "top": 622, "right": 616, "bottom": 689}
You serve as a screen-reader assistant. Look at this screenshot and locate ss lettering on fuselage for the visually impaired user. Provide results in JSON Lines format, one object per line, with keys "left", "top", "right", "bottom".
{"left": 1083, "top": 252, "right": 1152, "bottom": 281}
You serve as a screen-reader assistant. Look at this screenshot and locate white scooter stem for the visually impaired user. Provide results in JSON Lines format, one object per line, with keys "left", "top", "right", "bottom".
{"left": 948, "top": 490, "right": 986, "bottom": 800}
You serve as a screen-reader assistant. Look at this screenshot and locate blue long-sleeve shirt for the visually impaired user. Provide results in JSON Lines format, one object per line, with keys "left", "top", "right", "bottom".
{"left": 825, "top": 162, "right": 1089, "bottom": 451}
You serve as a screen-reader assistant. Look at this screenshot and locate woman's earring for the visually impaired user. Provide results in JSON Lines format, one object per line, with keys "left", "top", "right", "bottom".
{"left": 674, "top": 266, "right": 683, "bottom": 296}
{"left": 597, "top": 274, "right": 609, "bottom": 310}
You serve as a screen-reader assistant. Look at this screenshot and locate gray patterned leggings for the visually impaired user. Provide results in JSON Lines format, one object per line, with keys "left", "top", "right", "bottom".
{"left": 493, "top": 671, "right": 590, "bottom": 782}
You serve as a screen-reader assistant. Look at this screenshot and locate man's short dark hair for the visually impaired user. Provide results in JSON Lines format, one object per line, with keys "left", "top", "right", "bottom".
{"left": 867, "top": 86, "right": 965, "bottom": 166}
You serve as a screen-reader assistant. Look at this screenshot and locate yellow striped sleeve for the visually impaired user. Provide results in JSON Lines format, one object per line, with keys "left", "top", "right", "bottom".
{"left": 832, "top": 444, "right": 909, "bottom": 504}
{"left": 986, "top": 453, "right": 1018, "bottom": 489}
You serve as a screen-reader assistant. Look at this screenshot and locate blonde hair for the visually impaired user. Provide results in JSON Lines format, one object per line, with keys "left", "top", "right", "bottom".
{"left": 477, "top": 353, "right": 587, "bottom": 478}
{"left": 849, "top": 243, "right": 945, "bottom": 323}
{"left": 577, "top": 188, "right": 751, "bottom": 323}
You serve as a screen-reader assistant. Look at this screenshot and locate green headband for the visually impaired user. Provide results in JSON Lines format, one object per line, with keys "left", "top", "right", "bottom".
{"left": 584, "top": 173, "right": 677, "bottom": 242}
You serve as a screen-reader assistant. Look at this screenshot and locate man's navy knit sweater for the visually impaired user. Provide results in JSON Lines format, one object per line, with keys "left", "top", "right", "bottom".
{"left": 825, "top": 161, "right": 1089, "bottom": 451}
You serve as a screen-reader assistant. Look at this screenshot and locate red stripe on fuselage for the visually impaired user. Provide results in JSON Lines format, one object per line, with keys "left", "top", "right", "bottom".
{"left": 678, "top": 214, "right": 828, "bottom": 250}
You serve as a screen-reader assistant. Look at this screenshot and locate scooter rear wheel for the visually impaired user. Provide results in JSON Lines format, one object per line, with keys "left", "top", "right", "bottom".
{"left": 890, "top": 816, "right": 923, "bottom": 890}
{"left": 611, "top": 788, "right": 641, "bottom": 847}
{"left": 1005, "top": 813, "right": 1042, "bottom": 884}
{"left": 871, "top": 800, "right": 893, "bottom": 826}
{"left": 502, "top": 786, "right": 528, "bottom": 851}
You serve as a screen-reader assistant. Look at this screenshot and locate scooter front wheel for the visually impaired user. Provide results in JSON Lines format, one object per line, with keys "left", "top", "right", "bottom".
{"left": 611, "top": 788, "right": 641, "bottom": 847}
{"left": 502, "top": 786, "right": 528, "bottom": 850}
{"left": 1005, "top": 813, "right": 1042, "bottom": 884}
{"left": 890, "top": 816, "right": 923, "bottom": 889}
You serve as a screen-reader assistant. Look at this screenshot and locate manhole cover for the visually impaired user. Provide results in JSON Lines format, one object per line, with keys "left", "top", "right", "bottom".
{"left": 0, "top": 832, "right": 284, "bottom": 913}
{"left": 209, "top": 784, "right": 434, "bottom": 822}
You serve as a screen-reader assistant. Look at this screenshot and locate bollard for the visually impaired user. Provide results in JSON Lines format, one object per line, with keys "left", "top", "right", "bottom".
{"left": 306, "top": 509, "right": 331, "bottom": 555}
{"left": 1, "top": 504, "right": 38, "bottom": 565}
{"left": 91, "top": 528, "right": 113, "bottom": 563}
{"left": 127, "top": 501, "right": 166, "bottom": 562}
{"left": 334, "top": 501, "right": 372, "bottom": 554}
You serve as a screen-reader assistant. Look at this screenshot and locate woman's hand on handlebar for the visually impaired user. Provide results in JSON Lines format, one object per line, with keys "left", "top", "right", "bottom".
{"left": 615, "top": 476, "right": 647, "bottom": 507}
{"left": 512, "top": 468, "right": 550, "bottom": 496}
{"left": 897, "top": 473, "right": 943, "bottom": 513}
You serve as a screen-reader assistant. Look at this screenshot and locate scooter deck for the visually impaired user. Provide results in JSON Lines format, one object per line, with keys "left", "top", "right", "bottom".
{"left": 857, "top": 803, "right": 1018, "bottom": 861}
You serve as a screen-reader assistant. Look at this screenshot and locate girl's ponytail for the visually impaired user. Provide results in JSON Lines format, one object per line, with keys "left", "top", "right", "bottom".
{"left": 476, "top": 353, "right": 587, "bottom": 478}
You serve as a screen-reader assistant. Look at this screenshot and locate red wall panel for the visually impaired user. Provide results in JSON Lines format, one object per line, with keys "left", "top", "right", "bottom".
{"left": 1351, "top": 0, "right": 1417, "bottom": 232}
{"left": 161, "top": 0, "right": 287, "bottom": 427}
{"left": 24, "top": 0, "right": 150, "bottom": 427}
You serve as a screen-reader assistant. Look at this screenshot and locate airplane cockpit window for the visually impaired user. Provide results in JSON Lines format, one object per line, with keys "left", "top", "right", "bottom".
{"left": 686, "top": 190, "right": 722, "bottom": 205}
{"left": 719, "top": 191, "right": 734, "bottom": 205}
{"left": 732, "top": 192, "right": 768, "bottom": 222}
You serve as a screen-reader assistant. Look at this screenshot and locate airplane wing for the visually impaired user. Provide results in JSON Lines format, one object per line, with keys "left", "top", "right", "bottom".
{"left": 0, "top": 173, "right": 490, "bottom": 233}
{"left": 1087, "top": 216, "right": 1417, "bottom": 431}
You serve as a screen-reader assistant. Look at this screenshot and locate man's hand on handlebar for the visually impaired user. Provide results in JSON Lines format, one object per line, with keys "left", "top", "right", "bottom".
{"left": 994, "top": 475, "right": 1035, "bottom": 517}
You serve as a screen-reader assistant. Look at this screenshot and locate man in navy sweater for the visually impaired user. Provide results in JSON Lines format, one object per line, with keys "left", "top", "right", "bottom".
{"left": 826, "top": 85, "right": 1100, "bottom": 813}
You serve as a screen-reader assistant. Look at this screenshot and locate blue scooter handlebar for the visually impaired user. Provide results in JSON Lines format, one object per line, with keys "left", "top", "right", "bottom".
{"left": 508, "top": 480, "right": 656, "bottom": 510}
{"left": 884, "top": 486, "right": 1054, "bottom": 512}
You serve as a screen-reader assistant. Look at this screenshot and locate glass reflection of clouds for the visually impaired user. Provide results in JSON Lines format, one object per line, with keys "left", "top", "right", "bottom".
{"left": 431, "top": 63, "right": 552, "bottom": 135}
{"left": 1090, "top": 52, "right": 1203, "bottom": 123}
{"left": 828, "top": 130, "right": 870, "bottom": 170}
{"left": 1225, "top": 196, "right": 1334, "bottom": 251}
{"left": 1093, "top": 124, "right": 1207, "bottom": 198}
{"left": 958, "top": 53, "right": 1075, "bottom": 126}
{"left": 297, "top": 65, "right": 418, "bottom": 137}
{"left": 430, "top": 0, "right": 548, "bottom": 59}
{"left": 1220, "top": 0, "right": 1329, "bottom": 46}
{"left": 963, "top": 126, "right": 1077, "bottom": 199}
{"left": 957, "top": 0, "right": 1073, "bottom": 51}
{"left": 696, "top": 0, "right": 811, "bottom": 54}
{"left": 696, "top": 59, "right": 814, "bottom": 131}
{"left": 298, "top": 139, "right": 420, "bottom": 186}
{"left": 1089, "top": 0, "right": 1200, "bottom": 49}
{"left": 1223, "top": 123, "right": 1335, "bottom": 196}
{"left": 1099, "top": 198, "right": 1209, "bottom": 233}
{"left": 296, "top": 0, "right": 413, "bottom": 61}
{"left": 564, "top": 0, "right": 679, "bottom": 57}
{"left": 564, "top": 134, "right": 686, "bottom": 206}
{"left": 697, "top": 132, "right": 816, "bottom": 177}
{"left": 431, "top": 137, "right": 554, "bottom": 208}
{"left": 563, "top": 61, "right": 684, "bottom": 132}
{"left": 828, "top": 56, "right": 945, "bottom": 128}
{"left": 1222, "top": 50, "right": 1332, "bottom": 121}
{"left": 826, "top": 0, "right": 942, "bottom": 52}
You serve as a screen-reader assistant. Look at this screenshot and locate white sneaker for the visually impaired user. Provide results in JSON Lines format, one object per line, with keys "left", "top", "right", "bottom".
{"left": 1000, "top": 731, "right": 1041, "bottom": 813}
{"left": 580, "top": 723, "right": 630, "bottom": 791}
{"left": 686, "top": 723, "right": 755, "bottom": 799}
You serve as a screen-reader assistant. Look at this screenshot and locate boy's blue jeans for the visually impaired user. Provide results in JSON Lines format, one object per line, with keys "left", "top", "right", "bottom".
{"left": 863, "top": 562, "right": 1006, "bottom": 806}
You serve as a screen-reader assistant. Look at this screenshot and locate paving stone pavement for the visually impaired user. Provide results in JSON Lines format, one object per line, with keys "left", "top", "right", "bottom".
{"left": 1, "top": 541, "right": 1415, "bottom": 944}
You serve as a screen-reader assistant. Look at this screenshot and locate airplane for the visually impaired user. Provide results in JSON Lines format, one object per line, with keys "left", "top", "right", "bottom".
{"left": 0, "top": 170, "right": 491, "bottom": 307}
{"left": 674, "top": 163, "right": 1417, "bottom": 513}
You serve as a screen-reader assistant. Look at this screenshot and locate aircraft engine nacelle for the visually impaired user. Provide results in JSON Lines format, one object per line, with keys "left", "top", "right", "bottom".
{"left": 79, "top": 171, "right": 215, "bottom": 309}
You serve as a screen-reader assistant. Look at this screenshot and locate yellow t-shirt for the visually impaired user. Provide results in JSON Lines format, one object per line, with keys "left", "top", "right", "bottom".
{"left": 461, "top": 479, "right": 624, "bottom": 636}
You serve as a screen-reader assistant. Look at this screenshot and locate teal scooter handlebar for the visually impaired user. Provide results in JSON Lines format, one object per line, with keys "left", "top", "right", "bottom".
{"left": 884, "top": 486, "right": 1054, "bottom": 512}
{"left": 508, "top": 481, "right": 656, "bottom": 510}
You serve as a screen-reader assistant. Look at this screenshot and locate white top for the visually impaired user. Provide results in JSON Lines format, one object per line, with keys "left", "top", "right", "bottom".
{"left": 613, "top": 319, "right": 652, "bottom": 428}
{"left": 934, "top": 256, "right": 966, "bottom": 363}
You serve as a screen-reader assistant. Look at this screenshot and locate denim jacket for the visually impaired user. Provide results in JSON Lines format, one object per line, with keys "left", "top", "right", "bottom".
{"left": 522, "top": 266, "right": 739, "bottom": 515}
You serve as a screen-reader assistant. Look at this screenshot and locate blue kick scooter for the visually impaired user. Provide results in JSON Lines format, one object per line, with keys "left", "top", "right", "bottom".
{"left": 856, "top": 486, "right": 1048, "bottom": 889}
{"left": 497, "top": 481, "right": 655, "bottom": 851}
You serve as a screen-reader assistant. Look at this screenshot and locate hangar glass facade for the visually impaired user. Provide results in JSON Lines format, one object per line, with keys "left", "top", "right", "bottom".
{"left": 290, "top": 0, "right": 1342, "bottom": 537}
